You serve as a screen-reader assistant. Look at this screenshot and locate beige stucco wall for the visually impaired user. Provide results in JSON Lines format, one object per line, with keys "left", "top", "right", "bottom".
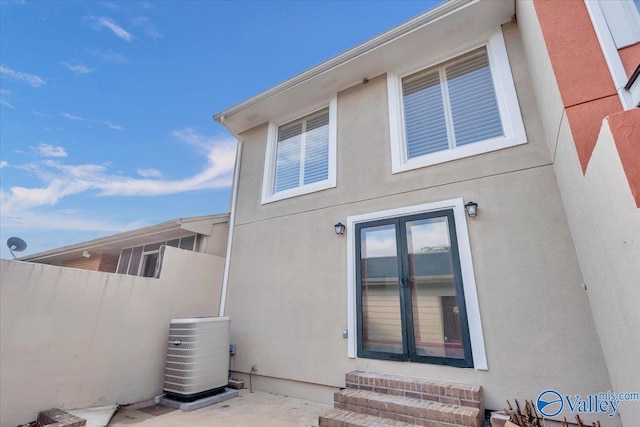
{"left": 517, "top": 2, "right": 639, "bottom": 425}
{"left": 234, "top": 25, "right": 552, "bottom": 226}
{"left": 224, "top": 21, "right": 617, "bottom": 425}
{"left": 0, "top": 246, "right": 225, "bottom": 427}
{"left": 200, "top": 222, "right": 229, "bottom": 257}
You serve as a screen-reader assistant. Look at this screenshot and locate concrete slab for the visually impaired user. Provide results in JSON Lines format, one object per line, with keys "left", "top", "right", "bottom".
{"left": 153, "top": 389, "right": 239, "bottom": 411}
{"left": 67, "top": 405, "right": 117, "bottom": 427}
{"left": 109, "top": 390, "right": 331, "bottom": 427}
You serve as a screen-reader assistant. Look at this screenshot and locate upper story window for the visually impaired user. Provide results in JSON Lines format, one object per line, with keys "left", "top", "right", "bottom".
{"left": 262, "top": 96, "right": 337, "bottom": 204}
{"left": 585, "top": 0, "right": 640, "bottom": 109}
{"left": 387, "top": 31, "right": 527, "bottom": 174}
{"left": 597, "top": 0, "right": 640, "bottom": 48}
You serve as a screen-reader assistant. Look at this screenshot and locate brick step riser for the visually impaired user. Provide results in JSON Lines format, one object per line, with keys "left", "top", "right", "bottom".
{"left": 330, "top": 405, "right": 464, "bottom": 427}
{"left": 319, "top": 409, "right": 414, "bottom": 427}
{"left": 345, "top": 371, "right": 483, "bottom": 412}
{"left": 334, "top": 391, "right": 481, "bottom": 427}
{"left": 320, "top": 410, "right": 465, "bottom": 427}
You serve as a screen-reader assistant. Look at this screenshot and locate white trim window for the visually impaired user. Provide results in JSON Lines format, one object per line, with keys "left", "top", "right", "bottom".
{"left": 262, "top": 97, "right": 337, "bottom": 204}
{"left": 346, "top": 199, "right": 488, "bottom": 370}
{"left": 388, "top": 31, "right": 526, "bottom": 174}
{"left": 585, "top": 0, "right": 640, "bottom": 109}
{"left": 597, "top": 0, "right": 640, "bottom": 49}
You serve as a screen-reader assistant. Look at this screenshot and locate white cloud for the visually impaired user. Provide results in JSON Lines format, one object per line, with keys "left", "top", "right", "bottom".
{"left": 0, "top": 98, "right": 15, "bottom": 109}
{"left": 92, "top": 16, "right": 134, "bottom": 42}
{"left": 36, "top": 143, "right": 68, "bottom": 158}
{"left": 61, "top": 112, "right": 85, "bottom": 121}
{"left": 0, "top": 89, "right": 13, "bottom": 108}
{"left": 0, "top": 208, "right": 128, "bottom": 234}
{"left": 32, "top": 111, "right": 54, "bottom": 118}
{"left": 0, "top": 161, "right": 8, "bottom": 169}
{"left": 104, "top": 121, "right": 124, "bottom": 130}
{"left": 64, "top": 61, "right": 95, "bottom": 75}
{"left": 1, "top": 131, "right": 236, "bottom": 218}
{"left": 87, "top": 49, "right": 127, "bottom": 64}
{"left": 60, "top": 112, "right": 124, "bottom": 130}
{"left": 132, "top": 16, "right": 163, "bottom": 40}
{"left": 0, "top": 65, "right": 46, "bottom": 87}
{"left": 137, "top": 168, "right": 163, "bottom": 178}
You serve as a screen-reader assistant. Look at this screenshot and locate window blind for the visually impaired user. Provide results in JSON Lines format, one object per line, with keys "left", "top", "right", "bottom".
{"left": 402, "top": 47, "right": 503, "bottom": 159}
{"left": 403, "top": 69, "right": 449, "bottom": 158}
{"left": 274, "top": 108, "right": 329, "bottom": 193}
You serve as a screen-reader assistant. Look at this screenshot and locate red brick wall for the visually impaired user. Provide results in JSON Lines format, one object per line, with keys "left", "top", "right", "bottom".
{"left": 62, "top": 255, "right": 102, "bottom": 271}
{"left": 61, "top": 253, "right": 119, "bottom": 273}
{"left": 98, "top": 254, "right": 119, "bottom": 273}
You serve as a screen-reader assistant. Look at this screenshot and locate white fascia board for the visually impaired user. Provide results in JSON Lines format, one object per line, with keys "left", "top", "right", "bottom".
{"left": 214, "top": 0, "right": 515, "bottom": 135}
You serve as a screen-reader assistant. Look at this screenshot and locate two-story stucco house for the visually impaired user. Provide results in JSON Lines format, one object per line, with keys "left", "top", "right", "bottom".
{"left": 214, "top": 0, "right": 639, "bottom": 426}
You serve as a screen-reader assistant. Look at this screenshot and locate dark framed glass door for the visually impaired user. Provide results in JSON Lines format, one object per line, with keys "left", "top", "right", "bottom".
{"left": 355, "top": 209, "right": 473, "bottom": 367}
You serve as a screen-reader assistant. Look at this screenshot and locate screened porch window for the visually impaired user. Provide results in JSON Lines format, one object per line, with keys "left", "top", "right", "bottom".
{"left": 116, "top": 234, "right": 198, "bottom": 277}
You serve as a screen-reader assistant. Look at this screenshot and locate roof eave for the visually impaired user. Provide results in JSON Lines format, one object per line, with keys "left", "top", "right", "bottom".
{"left": 213, "top": 0, "right": 509, "bottom": 135}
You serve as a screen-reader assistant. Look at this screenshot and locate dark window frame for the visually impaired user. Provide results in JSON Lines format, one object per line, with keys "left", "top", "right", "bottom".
{"left": 355, "top": 209, "right": 474, "bottom": 368}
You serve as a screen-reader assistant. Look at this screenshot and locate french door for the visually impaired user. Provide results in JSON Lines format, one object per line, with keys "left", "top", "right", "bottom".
{"left": 355, "top": 209, "right": 473, "bottom": 367}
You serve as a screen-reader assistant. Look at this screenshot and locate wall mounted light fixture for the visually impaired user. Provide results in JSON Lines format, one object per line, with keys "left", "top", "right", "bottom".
{"left": 334, "top": 222, "right": 346, "bottom": 235}
{"left": 464, "top": 201, "right": 478, "bottom": 218}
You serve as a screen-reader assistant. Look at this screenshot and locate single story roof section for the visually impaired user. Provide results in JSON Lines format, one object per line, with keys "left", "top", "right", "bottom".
{"left": 19, "top": 213, "right": 230, "bottom": 264}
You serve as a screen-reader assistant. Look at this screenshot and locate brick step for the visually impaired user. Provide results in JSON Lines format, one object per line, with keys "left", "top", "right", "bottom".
{"left": 37, "top": 408, "right": 86, "bottom": 427}
{"left": 334, "top": 389, "right": 482, "bottom": 427}
{"left": 319, "top": 408, "right": 415, "bottom": 427}
{"left": 345, "top": 371, "right": 483, "bottom": 411}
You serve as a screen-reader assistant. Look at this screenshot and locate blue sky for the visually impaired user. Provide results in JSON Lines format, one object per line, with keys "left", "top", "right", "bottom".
{"left": 0, "top": 0, "right": 440, "bottom": 259}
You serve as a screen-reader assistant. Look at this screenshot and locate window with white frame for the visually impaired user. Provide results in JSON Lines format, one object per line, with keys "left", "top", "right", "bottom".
{"left": 597, "top": 0, "right": 640, "bottom": 48}
{"left": 262, "top": 97, "right": 337, "bottom": 204}
{"left": 585, "top": 0, "right": 640, "bottom": 109}
{"left": 388, "top": 31, "right": 527, "bottom": 174}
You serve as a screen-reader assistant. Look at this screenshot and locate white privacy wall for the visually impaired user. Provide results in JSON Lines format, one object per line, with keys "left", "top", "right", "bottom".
{"left": 0, "top": 246, "right": 225, "bottom": 427}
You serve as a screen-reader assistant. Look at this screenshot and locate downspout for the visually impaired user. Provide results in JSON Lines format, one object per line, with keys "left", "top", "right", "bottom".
{"left": 216, "top": 115, "right": 243, "bottom": 317}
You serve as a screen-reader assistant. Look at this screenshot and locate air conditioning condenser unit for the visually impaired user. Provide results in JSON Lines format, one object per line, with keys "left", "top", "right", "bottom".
{"left": 163, "top": 316, "right": 230, "bottom": 402}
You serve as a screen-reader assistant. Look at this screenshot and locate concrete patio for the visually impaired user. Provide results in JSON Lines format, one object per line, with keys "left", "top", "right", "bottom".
{"left": 108, "top": 390, "right": 331, "bottom": 427}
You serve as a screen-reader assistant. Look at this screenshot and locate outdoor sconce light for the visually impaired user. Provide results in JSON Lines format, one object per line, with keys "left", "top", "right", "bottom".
{"left": 464, "top": 201, "right": 478, "bottom": 218}
{"left": 334, "top": 222, "right": 346, "bottom": 235}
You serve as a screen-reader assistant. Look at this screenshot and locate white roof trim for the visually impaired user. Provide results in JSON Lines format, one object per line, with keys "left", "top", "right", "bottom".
{"left": 214, "top": 0, "right": 473, "bottom": 121}
{"left": 213, "top": 0, "right": 515, "bottom": 135}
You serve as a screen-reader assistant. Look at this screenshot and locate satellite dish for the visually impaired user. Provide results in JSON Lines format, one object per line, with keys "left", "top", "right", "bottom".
{"left": 7, "top": 237, "right": 27, "bottom": 259}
